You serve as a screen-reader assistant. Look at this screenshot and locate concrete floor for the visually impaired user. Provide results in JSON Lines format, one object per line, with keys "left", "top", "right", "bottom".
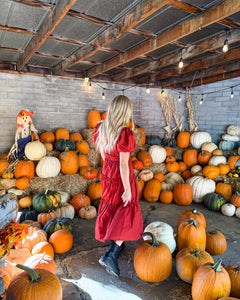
{"left": 56, "top": 200, "right": 240, "bottom": 300}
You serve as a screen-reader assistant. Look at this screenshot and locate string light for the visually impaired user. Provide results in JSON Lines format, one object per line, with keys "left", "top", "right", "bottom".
{"left": 178, "top": 94, "right": 182, "bottom": 102}
{"left": 88, "top": 80, "right": 92, "bottom": 90}
{"left": 199, "top": 94, "right": 204, "bottom": 104}
{"left": 146, "top": 84, "right": 150, "bottom": 94}
{"left": 84, "top": 76, "right": 89, "bottom": 83}
{"left": 230, "top": 87, "right": 234, "bottom": 98}
{"left": 222, "top": 39, "right": 228, "bottom": 53}
{"left": 178, "top": 56, "right": 184, "bottom": 69}
{"left": 161, "top": 87, "right": 165, "bottom": 95}
{"left": 102, "top": 89, "right": 105, "bottom": 100}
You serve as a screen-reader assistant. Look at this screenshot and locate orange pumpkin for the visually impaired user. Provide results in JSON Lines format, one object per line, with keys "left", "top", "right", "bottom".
{"left": 173, "top": 183, "right": 193, "bottom": 206}
{"left": 177, "top": 209, "right": 206, "bottom": 230}
{"left": 153, "top": 172, "right": 165, "bottom": 182}
{"left": 159, "top": 190, "right": 173, "bottom": 204}
{"left": 101, "top": 111, "right": 107, "bottom": 120}
{"left": 130, "top": 156, "right": 137, "bottom": 162}
{"left": 55, "top": 128, "right": 69, "bottom": 140}
{"left": 137, "top": 179, "right": 145, "bottom": 200}
{"left": 40, "top": 132, "right": 55, "bottom": 144}
{"left": 15, "top": 177, "right": 29, "bottom": 190}
{"left": 59, "top": 151, "right": 78, "bottom": 174}
{"left": 198, "top": 151, "right": 212, "bottom": 166}
{"left": 31, "top": 241, "right": 54, "bottom": 259}
{"left": 31, "top": 132, "right": 39, "bottom": 141}
{"left": 132, "top": 160, "right": 144, "bottom": 170}
{"left": 143, "top": 179, "right": 161, "bottom": 203}
{"left": 218, "top": 163, "right": 231, "bottom": 175}
{"left": 137, "top": 150, "right": 152, "bottom": 167}
{"left": 44, "top": 143, "right": 53, "bottom": 152}
{"left": 70, "top": 193, "right": 91, "bottom": 213}
{"left": 78, "top": 154, "right": 89, "bottom": 168}
{"left": 166, "top": 161, "right": 179, "bottom": 172}
{"left": 215, "top": 182, "right": 232, "bottom": 202}
{"left": 14, "top": 160, "right": 35, "bottom": 179}
{"left": 79, "top": 166, "right": 98, "bottom": 179}
{"left": 37, "top": 211, "right": 60, "bottom": 226}
{"left": 24, "top": 253, "right": 57, "bottom": 274}
{"left": 128, "top": 119, "right": 136, "bottom": 129}
{"left": 225, "top": 265, "right": 240, "bottom": 298}
{"left": 165, "top": 155, "right": 176, "bottom": 163}
{"left": 183, "top": 149, "right": 198, "bottom": 167}
{"left": 177, "top": 132, "right": 191, "bottom": 148}
{"left": 49, "top": 229, "right": 73, "bottom": 254}
{"left": 69, "top": 132, "right": 83, "bottom": 142}
{"left": 230, "top": 192, "right": 240, "bottom": 207}
{"left": 76, "top": 140, "right": 90, "bottom": 154}
{"left": 228, "top": 156, "right": 240, "bottom": 170}
{"left": 87, "top": 182, "right": 102, "bottom": 204}
{"left": 0, "top": 159, "right": 9, "bottom": 176}
{"left": 205, "top": 230, "right": 227, "bottom": 255}
{"left": 202, "top": 165, "right": 220, "bottom": 179}
{"left": 181, "top": 170, "right": 193, "bottom": 180}
{"left": 212, "top": 149, "right": 223, "bottom": 156}
{"left": 14, "top": 227, "right": 47, "bottom": 252}
{"left": 164, "top": 146, "right": 174, "bottom": 156}
{"left": 88, "top": 110, "right": 101, "bottom": 128}
{"left": 138, "top": 127, "right": 146, "bottom": 145}
{"left": 178, "top": 161, "right": 187, "bottom": 173}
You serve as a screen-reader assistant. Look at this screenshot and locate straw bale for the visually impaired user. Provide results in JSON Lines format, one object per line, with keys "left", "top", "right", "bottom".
{"left": 133, "top": 129, "right": 143, "bottom": 147}
{"left": 148, "top": 163, "right": 167, "bottom": 174}
{"left": 87, "top": 149, "right": 101, "bottom": 168}
{"left": 82, "top": 128, "right": 95, "bottom": 149}
{"left": 214, "top": 175, "right": 240, "bottom": 193}
{"left": 0, "top": 179, "right": 16, "bottom": 190}
{"left": 47, "top": 150, "right": 60, "bottom": 158}
{"left": 132, "top": 144, "right": 149, "bottom": 157}
{"left": 173, "top": 148, "right": 185, "bottom": 161}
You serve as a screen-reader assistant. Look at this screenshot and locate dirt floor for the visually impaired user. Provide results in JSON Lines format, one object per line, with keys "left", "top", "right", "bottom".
{"left": 56, "top": 200, "right": 240, "bottom": 300}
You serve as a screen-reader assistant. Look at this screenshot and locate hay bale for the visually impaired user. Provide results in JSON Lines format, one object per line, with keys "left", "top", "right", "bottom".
{"left": 0, "top": 178, "right": 16, "bottom": 190}
{"left": 214, "top": 175, "right": 240, "bottom": 193}
{"left": 134, "top": 128, "right": 143, "bottom": 147}
{"left": 148, "top": 163, "right": 167, "bottom": 174}
{"left": 47, "top": 150, "right": 60, "bottom": 158}
{"left": 173, "top": 147, "right": 185, "bottom": 161}
{"left": 82, "top": 128, "right": 95, "bottom": 149}
{"left": 132, "top": 144, "right": 149, "bottom": 157}
{"left": 87, "top": 149, "right": 101, "bottom": 168}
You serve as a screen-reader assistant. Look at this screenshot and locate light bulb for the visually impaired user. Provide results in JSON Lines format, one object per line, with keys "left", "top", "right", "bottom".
{"left": 178, "top": 57, "right": 183, "bottom": 69}
{"left": 222, "top": 39, "right": 228, "bottom": 53}
{"left": 178, "top": 95, "right": 182, "bottom": 102}
{"left": 146, "top": 87, "right": 150, "bottom": 94}
{"left": 161, "top": 88, "right": 165, "bottom": 95}
{"left": 102, "top": 92, "right": 105, "bottom": 100}
{"left": 200, "top": 98, "right": 203, "bottom": 105}
{"left": 231, "top": 90, "right": 234, "bottom": 98}
{"left": 88, "top": 82, "right": 92, "bottom": 90}
{"left": 84, "top": 76, "right": 89, "bottom": 83}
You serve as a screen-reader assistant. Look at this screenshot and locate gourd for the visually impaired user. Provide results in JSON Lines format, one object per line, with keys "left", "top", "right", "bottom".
{"left": 202, "top": 165, "right": 220, "bottom": 179}
{"left": 76, "top": 140, "right": 90, "bottom": 154}
{"left": 148, "top": 145, "right": 166, "bottom": 163}
{"left": 225, "top": 265, "right": 240, "bottom": 298}
{"left": 14, "top": 160, "right": 35, "bottom": 179}
{"left": 44, "top": 143, "right": 53, "bottom": 152}
{"left": 208, "top": 156, "right": 227, "bottom": 166}
{"left": 219, "top": 141, "right": 235, "bottom": 151}
{"left": 134, "top": 232, "right": 172, "bottom": 282}
{"left": 201, "top": 142, "right": 218, "bottom": 153}
{"left": 203, "top": 193, "right": 226, "bottom": 211}
{"left": 24, "top": 253, "right": 57, "bottom": 274}
{"left": 70, "top": 193, "right": 91, "bottom": 214}
{"left": 18, "top": 196, "right": 32, "bottom": 208}
{"left": 49, "top": 229, "right": 73, "bottom": 254}
{"left": 31, "top": 241, "right": 54, "bottom": 258}
{"left": 190, "top": 132, "right": 212, "bottom": 149}
{"left": 87, "top": 183, "right": 102, "bottom": 204}
{"left": 138, "top": 169, "right": 153, "bottom": 182}
{"left": 226, "top": 124, "right": 240, "bottom": 136}
{"left": 37, "top": 211, "right": 60, "bottom": 226}
{"left": 221, "top": 203, "right": 236, "bottom": 216}
{"left": 40, "top": 131, "right": 56, "bottom": 144}
{"left": 143, "top": 221, "right": 176, "bottom": 253}
{"left": 88, "top": 110, "right": 101, "bottom": 128}
{"left": 218, "top": 164, "right": 231, "bottom": 175}
{"left": 176, "top": 209, "right": 206, "bottom": 231}
{"left": 43, "top": 217, "right": 74, "bottom": 238}
{"left": 173, "top": 183, "right": 193, "bottom": 206}
{"left": 25, "top": 140, "right": 46, "bottom": 161}
{"left": 79, "top": 205, "right": 97, "bottom": 219}
{"left": 137, "top": 150, "right": 153, "bottom": 167}
{"left": 59, "top": 151, "right": 79, "bottom": 174}
{"left": 177, "top": 131, "right": 190, "bottom": 148}
{"left": 188, "top": 176, "right": 216, "bottom": 203}
{"left": 36, "top": 156, "right": 61, "bottom": 178}
{"left": 56, "top": 203, "right": 75, "bottom": 219}
{"left": 55, "top": 139, "right": 75, "bottom": 152}
{"left": 143, "top": 179, "right": 161, "bottom": 203}
{"left": 32, "top": 190, "right": 61, "bottom": 213}
{"left": 191, "top": 165, "right": 202, "bottom": 175}
{"left": 222, "top": 134, "right": 239, "bottom": 142}
{"left": 55, "top": 128, "right": 69, "bottom": 140}
{"left": 205, "top": 230, "right": 227, "bottom": 255}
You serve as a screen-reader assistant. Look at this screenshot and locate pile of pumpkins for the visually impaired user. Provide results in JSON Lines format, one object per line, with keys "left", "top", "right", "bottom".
{"left": 133, "top": 208, "right": 240, "bottom": 299}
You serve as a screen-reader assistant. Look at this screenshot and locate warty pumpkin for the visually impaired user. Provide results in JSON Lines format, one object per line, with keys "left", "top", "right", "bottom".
{"left": 205, "top": 230, "right": 227, "bottom": 255}
{"left": 49, "top": 229, "right": 73, "bottom": 254}
{"left": 59, "top": 151, "right": 78, "bottom": 174}
{"left": 143, "top": 179, "right": 161, "bottom": 203}
{"left": 225, "top": 265, "right": 240, "bottom": 298}
{"left": 70, "top": 193, "right": 91, "bottom": 213}
{"left": 173, "top": 183, "right": 193, "bottom": 206}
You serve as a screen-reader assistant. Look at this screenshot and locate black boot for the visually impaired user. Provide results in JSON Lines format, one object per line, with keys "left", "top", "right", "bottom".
{"left": 99, "top": 243, "right": 121, "bottom": 277}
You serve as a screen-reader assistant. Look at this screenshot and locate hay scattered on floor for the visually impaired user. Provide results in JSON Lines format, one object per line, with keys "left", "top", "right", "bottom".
{"left": 87, "top": 149, "right": 101, "bottom": 168}
{"left": 82, "top": 128, "right": 95, "bottom": 149}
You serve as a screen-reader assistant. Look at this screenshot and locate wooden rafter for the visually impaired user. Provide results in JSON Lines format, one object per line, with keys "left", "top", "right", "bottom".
{"left": 53, "top": 0, "right": 169, "bottom": 75}
{"left": 86, "top": 0, "right": 240, "bottom": 78}
{"left": 16, "top": 0, "right": 77, "bottom": 71}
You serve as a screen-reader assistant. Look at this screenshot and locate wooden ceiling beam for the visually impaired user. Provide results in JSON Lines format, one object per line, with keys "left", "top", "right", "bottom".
{"left": 113, "top": 29, "right": 240, "bottom": 81}
{"left": 53, "top": 0, "right": 169, "bottom": 75}
{"left": 16, "top": 0, "right": 77, "bottom": 71}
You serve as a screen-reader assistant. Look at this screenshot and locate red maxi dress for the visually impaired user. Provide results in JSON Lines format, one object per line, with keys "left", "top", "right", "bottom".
{"left": 93, "top": 125, "right": 143, "bottom": 242}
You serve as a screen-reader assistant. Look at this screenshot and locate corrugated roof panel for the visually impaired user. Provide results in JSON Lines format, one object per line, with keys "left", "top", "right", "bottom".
{"left": 38, "top": 39, "right": 81, "bottom": 57}
{"left": 52, "top": 15, "right": 102, "bottom": 43}
{"left": 148, "top": 44, "right": 180, "bottom": 59}
{"left": 121, "top": 58, "right": 149, "bottom": 68}
{"left": 86, "top": 50, "right": 117, "bottom": 63}
{"left": 104, "top": 68, "right": 125, "bottom": 76}
{"left": 0, "top": 0, "right": 12, "bottom": 25}
{"left": 182, "top": 0, "right": 217, "bottom": 8}
{"left": 0, "top": 30, "right": 32, "bottom": 50}
{"left": 0, "top": 50, "right": 20, "bottom": 62}
{"left": 107, "top": 33, "right": 146, "bottom": 51}
{"left": 28, "top": 56, "right": 61, "bottom": 68}
{"left": 68, "top": 63, "right": 92, "bottom": 71}
{"left": 229, "top": 11, "right": 240, "bottom": 22}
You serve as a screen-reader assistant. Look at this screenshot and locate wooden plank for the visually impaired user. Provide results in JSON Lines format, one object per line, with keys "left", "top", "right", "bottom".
{"left": 113, "top": 29, "right": 240, "bottom": 81}
{"left": 87, "top": 0, "right": 240, "bottom": 78}
{"left": 16, "top": 0, "right": 77, "bottom": 71}
{"left": 53, "top": 0, "right": 169, "bottom": 75}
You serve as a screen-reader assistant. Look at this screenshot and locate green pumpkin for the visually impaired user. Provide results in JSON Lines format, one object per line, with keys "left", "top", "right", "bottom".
{"left": 219, "top": 140, "right": 235, "bottom": 151}
{"left": 145, "top": 135, "right": 161, "bottom": 145}
{"left": 203, "top": 193, "right": 226, "bottom": 211}
{"left": 43, "top": 217, "right": 74, "bottom": 238}
{"left": 19, "top": 207, "right": 39, "bottom": 222}
{"left": 161, "top": 138, "right": 177, "bottom": 147}
{"left": 55, "top": 139, "right": 75, "bottom": 152}
{"left": 32, "top": 190, "right": 61, "bottom": 213}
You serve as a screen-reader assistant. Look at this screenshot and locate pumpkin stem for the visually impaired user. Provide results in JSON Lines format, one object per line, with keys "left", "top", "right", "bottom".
{"left": 190, "top": 248, "right": 201, "bottom": 257}
{"left": 84, "top": 205, "right": 89, "bottom": 211}
{"left": 211, "top": 258, "right": 222, "bottom": 272}
{"left": 235, "top": 266, "right": 240, "bottom": 273}
{"left": 209, "top": 231, "right": 216, "bottom": 235}
{"left": 191, "top": 209, "right": 199, "bottom": 215}
{"left": 39, "top": 252, "right": 46, "bottom": 263}
{"left": 45, "top": 189, "right": 48, "bottom": 195}
{"left": 15, "top": 264, "right": 41, "bottom": 282}
{"left": 142, "top": 232, "right": 160, "bottom": 247}
{"left": 188, "top": 218, "right": 198, "bottom": 227}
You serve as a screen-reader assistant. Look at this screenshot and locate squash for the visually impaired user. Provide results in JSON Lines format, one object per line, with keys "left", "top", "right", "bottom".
{"left": 24, "top": 253, "right": 56, "bottom": 273}
{"left": 166, "top": 161, "right": 179, "bottom": 172}
{"left": 188, "top": 176, "right": 216, "bottom": 203}
{"left": 43, "top": 217, "right": 74, "bottom": 238}
{"left": 219, "top": 163, "right": 231, "bottom": 175}
{"left": 222, "top": 134, "right": 239, "bottom": 142}
{"left": 79, "top": 205, "right": 97, "bottom": 219}
{"left": 198, "top": 151, "right": 212, "bottom": 166}
{"left": 173, "top": 183, "right": 193, "bottom": 206}
{"left": 191, "top": 165, "right": 202, "bottom": 175}
{"left": 165, "top": 155, "right": 176, "bottom": 163}
{"left": 226, "top": 124, "right": 240, "bottom": 136}
{"left": 228, "top": 156, "right": 240, "bottom": 169}
{"left": 69, "top": 132, "right": 83, "bottom": 142}
{"left": 137, "top": 150, "right": 153, "bottom": 167}
{"left": 230, "top": 192, "right": 240, "bottom": 207}
{"left": 212, "top": 149, "right": 223, "bottom": 156}
{"left": 206, "top": 230, "right": 227, "bottom": 255}
{"left": 148, "top": 145, "right": 166, "bottom": 163}
{"left": 78, "top": 154, "right": 89, "bottom": 168}
{"left": 37, "top": 211, "right": 60, "bottom": 226}
{"left": 143, "top": 179, "right": 161, "bottom": 203}
{"left": 159, "top": 190, "right": 173, "bottom": 204}
{"left": 19, "top": 208, "right": 39, "bottom": 222}
{"left": 31, "top": 241, "right": 54, "bottom": 259}
{"left": 49, "top": 229, "right": 73, "bottom": 254}
{"left": 40, "top": 131, "right": 56, "bottom": 144}
{"left": 201, "top": 142, "right": 218, "bottom": 153}
{"left": 203, "top": 193, "right": 226, "bottom": 211}
{"left": 208, "top": 155, "right": 227, "bottom": 166}
{"left": 137, "top": 179, "right": 145, "bottom": 200}
{"left": 70, "top": 193, "right": 91, "bottom": 214}
{"left": 134, "top": 232, "right": 172, "bottom": 282}
{"left": 190, "top": 132, "right": 212, "bottom": 149}
{"left": 59, "top": 191, "right": 71, "bottom": 203}
{"left": 221, "top": 203, "right": 236, "bottom": 216}
{"left": 138, "top": 127, "right": 146, "bottom": 145}
{"left": 202, "top": 165, "right": 220, "bottom": 179}
{"left": 191, "top": 258, "right": 231, "bottom": 300}
{"left": 20, "top": 220, "right": 42, "bottom": 229}
{"left": 0, "top": 160, "right": 9, "bottom": 176}
{"left": 76, "top": 140, "right": 90, "bottom": 154}
{"left": 225, "top": 265, "right": 240, "bottom": 298}
{"left": 163, "top": 146, "right": 174, "bottom": 156}
{"left": 132, "top": 160, "right": 143, "bottom": 170}
{"left": 55, "top": 128, "right": 69, "bottom": 140}
{"left": 54, "top": 139, "right": 75, "bottom": 152}
{"left": 88, "top": 110, "right": 101, "bottom": 128}
{"left": 177, "top": 131, "right": 190, "bottom": 148}
{"left": 36, "top": 156, "right": 61, "bottom": 178}
{"left": 79, "top": 166, "right": 98, "bottom": 179}
{"left": 215, "top": 181, "right": 232, "bottom": 202}
{"left": 25, "top": 140, "right": 46, "bottom": 161}
{"left": 153, "top": 172, "right": 165, "bottom": 182}
{"left": 19, "top": 196, "right": 32, "bottom": 208}
{"left": 59, "top": 151, "right": 79, "bottom": 174}
{"left": 56, "top": 203, "right": 75, "bottom": 219}
{"left": 87, "top": 183, "right": 102, "bottom": 204}
{"left": 219, "top": 141, "right": 235, "bottom": 151}
{"left": 183, "top": 149, "right": 198, "bottom": 167}
{"left": 32, "top": 190, "right": 61, "bottom": 213}
{"left": 14, "top": 160, "right": 35, "bottom": 179}
{"left": 176, "top": 208, "right": 206, "bottom": 231}
{"left": 138, "top": 169, "right": 153, "bottom": 182}
{"left": 178, "top": 161, "right": 187, "bottom": 173}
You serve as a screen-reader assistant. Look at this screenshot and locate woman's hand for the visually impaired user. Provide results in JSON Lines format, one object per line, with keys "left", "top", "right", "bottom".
{"left": 122, "top": 188, "right": 131, "bottom": 207}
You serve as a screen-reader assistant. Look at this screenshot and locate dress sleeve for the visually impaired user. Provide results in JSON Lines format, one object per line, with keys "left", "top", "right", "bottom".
{"left": 116, "top": 127, "right": 137, "bottom": 153}
{"left": 93, "top": 122, "right": 102, "bottom": 146}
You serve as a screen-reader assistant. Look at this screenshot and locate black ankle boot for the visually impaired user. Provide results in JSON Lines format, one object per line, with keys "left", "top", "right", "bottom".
{"left": 99, "top": 243, "right": 121, "bottom": 277}
{"left": 99, "top": 243, "right": 115, "bottom": 266}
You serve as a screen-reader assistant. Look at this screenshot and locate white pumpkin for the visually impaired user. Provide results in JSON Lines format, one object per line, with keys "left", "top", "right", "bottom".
{"left": 56, "top": 203, "right": 75, "bottom": 219}
{"left": 161, "top": 172, "right": 184, "bottom": 191}
{"left": 59, "top": 191, "right": 71, "bottom": 203}
{"left": 188, "top": 176, "right": 216, "bottom": 203}
{"left": 190, "top": 132, "right": 212, "bottom": 149}
{"left": 191, "top": 165, "right": 202, "bottom": 175}
{"left": 148, "top": 145, "right": 166, "bottom": 163}
{"left": 25, "top": 140, "right": 46, "bottom": 161}
{"left": 36, "top": 156, "right": 61, "bottom": 178}
{"left": 236, "top": 207, "right": 240, "bottom": 218}
{"left": 221, "top": 203, "right": 236, "bottom": 217}
{"left": 143, "top": 221, "right": 176, "bottom": 253}
{"left": 208, "top": 156, "right": 227, "bottom": 166}
{"left": 226, "top": 125, "right": 240, "bottom": 136}
{"left": 201, "top": 142, "right": 218, "bottom": 153}
{"left": 222, "top": 134, "right": 240, "bottom": 142}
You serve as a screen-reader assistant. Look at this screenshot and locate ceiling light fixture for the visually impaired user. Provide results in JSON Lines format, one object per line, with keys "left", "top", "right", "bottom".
{"left": 230, "top": 87, "right": 234, "bottom": 99}
{"left": 222, "top": 39, "right": 228, "bottom": 53}
{"left": 102, "top": 89, "right": 105, "bottom": 100}
{"left": 199, "top": 95, "right": 204, "bottom": 105}
{"left": 146, "top": 84, "right": 150, "bottom": 94}
{"left": 178, "top": 94, "right": 182, "bottom": 102}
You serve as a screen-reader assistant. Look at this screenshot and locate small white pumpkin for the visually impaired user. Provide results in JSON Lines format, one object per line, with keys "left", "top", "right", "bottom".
{"left": 143, "top": 221, "right": 176, "bottom": 253}
{"left": 191, "top": 165, "right": 202, "bottom": 175}
{"left": 190, "top": 132, "right": 212, "bottom": 149}
{"left": 59, "top": 191, "right": 71, "bottom": 203}
{"left": 25, "top": 140, "right": 46, "bottom": 161}
{"left": 148, "top": 145, "right": 166, "bottom": 163}
{"left": 222, "top": 134, "right": 240, "bottom": 142}
{"left": 201, "top": 142, "right": 218, "bottom": 153}
{"left": 36, "top": 156, "right": 61, "bottom": 178}
{"left": 56, "top": 203, "right": 75, "bottom": 219}
{"left": 226, "top": 125, "right": 240, "bottom": 136}
{"left": 188, "top": 176, "right": 216, "bottom": 203}
{"left": 208, "top": 156, "right": 227, "bottom": 166}
{"left": 236, "top": 207, "right": 240, "bottom": 218}
{"left": 221, "top": 203, "right": 236, "bottom": 217}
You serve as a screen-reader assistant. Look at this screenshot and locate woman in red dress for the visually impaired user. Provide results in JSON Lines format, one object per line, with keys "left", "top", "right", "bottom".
{"left": 93, "top": 95, "right": 143, "bottom": 277}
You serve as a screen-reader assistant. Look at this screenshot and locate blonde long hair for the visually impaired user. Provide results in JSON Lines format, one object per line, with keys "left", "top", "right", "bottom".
{"left": 96, "top": 95, "right": 133, "bottom": 153}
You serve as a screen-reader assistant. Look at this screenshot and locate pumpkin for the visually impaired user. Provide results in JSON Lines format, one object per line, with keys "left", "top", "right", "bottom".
{"left": 165, "top": 155, "right": 176, "bottom": 163}
{"left": 230, "top": 192, "right": 240, "bottom": 207}
{"left": 148, "top": 145, "right": 166, "bottom": 163}
{"left": 188, "top": 176, "right": 216, "bottom": 203}
{"left": 215, "top": 181, "right": 232, "bottom": 202}
{"left": 163, "top": 146, "right": 174, "bottom": 156}
{"left": 177, "top": 131, "right": 191, "bottom": 148}
{"left": 190, "top": 132, "right": 212, "bottom": 149}
{"left": 59, "top": 191, "right": 71, "bottom": 203}
{"left": 236, "top": 207, "right": 240, "bottom": 218}
{"left": 209, "top": 155, "right": 227, "bottom": 166}
{"left": 201, "top": 142, "right": 218, "bottom": 153}
{"left": 70, "top": 193, "right": 91, "bottom": 213}
{"left": 173, "top": 183, "right": 193, "bottom": 206}
{"left": 79, "top": 205, "right": 97, "bottom": 219}
{"left": 43, "top": 217, "right": 74, "bottom": 238}
{"left": 161, "top": 172, "right": 184, "bottom": 191}
{"left": 130, "top": 156, "right": 137, "bottom": 162}
{"left": 191, "top": 258, "right": 231, "bottom": 300}
{"left": 36, "top": 156, "right": 61, "bottom": 178}
{"left": 159, "top": 190, "right": 173, "bottom": 204}
{"left": 198, "top": 151, "right": 212, "bottom": 166}
{"left": 31, "top": 241, "right": 54, "bottom": 259}
{"left": 227, "top": 124, "right": 240, "bottom": 136}
{"left": 202, "top": 165, "right": 220, "bottom": 179}
{"left": 228, "top": 156, "right": 240, "bottom": 169}
{"left": 154, "top": 172, "right": 165, "bottom": 182}
{"left": 14, "top": 160, "right": 35, "bottom": 179}
{"left": 55, "top": 139, "right": 75, "bottom": 152}
{"left": 32, "top": 190, "right": 61, "bottom": 213}
{"left": 21, "top": 220, "right": 42, "bottom": 228}
{"left": 225, "top": 265, "right": 240, "bottom": 298}
{"left": 49, "top": 229, "right": 73, "bottom": 253}
{"left": 87, "top": 183, "right": 102, "bottom": 204}
{"left": 221, "top": 203, "right": 236, "bottom": 216}
{"left": 37, "top": 211, "right": 60, "bottom": 226}
{"left": 76, "top": 140, "right": 89, "bottom": 154}
{"left": 40, "top": 132, "right": 56, "bottom": 144}
{"left": 88, "top": 110, "right": 101, "bottom": 128}
{"left": 24, "top": 140, "right": 46, "bottom": 161}
{"left": 59, "top": 151, "right": 78, "bottom": 174}
{"left": 143, "top": 221, "right": 176, "bottom": 253}
{"left": 137, "top": 150, "right": 152, "bottom": 167}
{"left": 55, "top": 128, "right": 69, "bottom": 140}
{"left": 166, "top": 161, "right": 179, "bottom": 172}
{"left": 15, "top": 177, "right": 29, "bottom": 190}
{"left": 205, "top": 230, "right": 227, "bottom": 255}
{"left": 19, "top": 196, "right": 32, "bottom": 208}
{"left": 222, "top": 134, "right": 239, "bottom": 142}
{"left": 182, "top": 170, "right": 192, "bottom": 180}
{"left": 219, "top": 141, "right": 235, "bottom": 151}
{"left": 219, "top": 163, "right": 231, "bottom": 175}
{"left": 132, "top": 160, "right": 144, "bottom": 170}
{"left": 79, "top": 166, "right": 98, "bottom": 179}
{"left": 177, "top": 218, "right": 206, "bottom": 251}
{"left": 6, "top": 264, "right": 62, "bottom": 300}
{"left": 78, "top": 154, "right": 89, "bottom": 167}
{"left": 145, "top": 135, "right": 161, "bottom": 145}
{"left": 137, "top": 179, "right": 144, "bottom": 200}
{"left": 44, "top": 142, "right": 53, "bottom": 152}
{"left": 128, "top": 119, "right": 135, "bottom": 129}
{"left": 56, "top": 203, "right": 75, "bottom": 219}
{"left": 101, "top": 111, "right": 107, "bottom": 120}
{"left": 138, "top": 127, "right": 146, "bottom": 145}
{"left": 191, "top": 165, "right": 202, "bottom": 175}
{"left": 176, "top": 208, "right": 206, "bottom": 230}
{"left": 178, "top": 161, "right": 187, "bottom": 173}
{"left": 176, "top": 247, "right": 214, "bottom": 284}
{"left": 19, "top": 208, "right": 39, "bottom": 222}
{"left": 213, "top": 149, "right": 223, "bottom": 156}
{"left": 134, "top": 232, "right": 172, "bottom": 282}
{"left": 24, "top": 253, "right": 56, "bottom": 274}
{"left": 0, "top": 160, "right": 9, "bottom": 176}
{"left": 14, "top": 226, "right": 47, "bottom": 252}
{"left": 2, "top": 172, "right": 14, "bottom": 179}
{"left": 139, "top": 169, "right": 154, "bottom": 181}
{"left": 69, "top": 132, "right": 83, "bottom": 142}
{"left": 143, "top": 179, "right": 161, "bottom": 203}
{"left": 183, "top": 149, "right": 198, "bottom": 167}
{"left": 203, "top": 193, "right": 226, "bottom": 211}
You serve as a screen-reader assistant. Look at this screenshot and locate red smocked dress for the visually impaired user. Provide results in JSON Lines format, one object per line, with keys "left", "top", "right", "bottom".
{"left": 93, "top": 124, "right": 143, "bottom": 242}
